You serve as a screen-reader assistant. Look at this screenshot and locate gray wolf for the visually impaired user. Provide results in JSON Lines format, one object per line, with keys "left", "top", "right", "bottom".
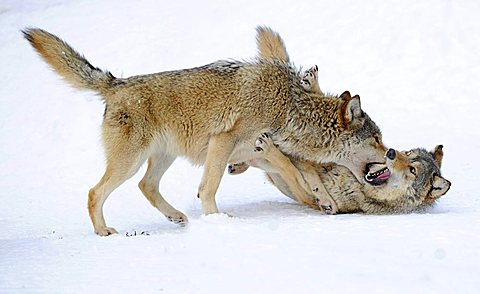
{"left": 253, "top": 134, "right": 450, "bottom": 213}
{"left": 23, "top": 27, "right": 386, "bottom": 235}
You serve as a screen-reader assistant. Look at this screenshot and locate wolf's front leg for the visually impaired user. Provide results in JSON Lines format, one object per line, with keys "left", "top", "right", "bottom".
{"left": 197, "top": 133, "right": 236, "bottom": 215}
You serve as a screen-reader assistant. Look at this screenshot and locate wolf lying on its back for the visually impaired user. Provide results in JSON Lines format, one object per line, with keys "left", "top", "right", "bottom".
{"left": 24, "top": 27, "right": 387, "bottom": 235}
{"left": 254, "top": 134, "right": 450, "bottom": 213}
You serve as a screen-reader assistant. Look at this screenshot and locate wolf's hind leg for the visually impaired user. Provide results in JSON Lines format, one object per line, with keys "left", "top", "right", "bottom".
{"left": 88, "top": 154, "right": 145, "bottom": 236}
{"left": 139, "top": 153, "right": 188, "bottom": 225}
{"left": 295, "top": 162, "right": 338, "bottom": 214}
{"left": 255, "top": 133, "right": 337, "bottom": 213}
{"left": 198, "top": 132, "right": 236, "bottom": 215}
{"left": 254, "top": 133, "right": 318, "bottom": 209}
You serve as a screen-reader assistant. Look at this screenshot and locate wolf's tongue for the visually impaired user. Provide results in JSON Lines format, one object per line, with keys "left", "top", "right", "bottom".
{"left": 377, "top": 169, "right": 391, "bottom": 180}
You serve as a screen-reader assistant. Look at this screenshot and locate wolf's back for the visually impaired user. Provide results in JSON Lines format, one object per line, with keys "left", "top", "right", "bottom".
{"left": 23, "top": 28, "right": 114, "bottom": 94}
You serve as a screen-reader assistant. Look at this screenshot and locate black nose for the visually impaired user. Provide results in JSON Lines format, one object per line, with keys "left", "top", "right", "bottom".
{"left": 386, "top": 148, "right": 396, "bottom": 160}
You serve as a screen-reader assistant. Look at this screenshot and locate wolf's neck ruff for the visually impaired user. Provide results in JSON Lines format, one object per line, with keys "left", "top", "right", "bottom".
{"left": 276, "top": 92, "right": 351, "bottom": 162}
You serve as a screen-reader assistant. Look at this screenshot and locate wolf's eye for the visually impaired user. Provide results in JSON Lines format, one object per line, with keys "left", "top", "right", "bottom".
{"left": 410, "top": 166, "right": 417, "bottom": 175}
{"left": 406, "top": 151, "right": 412, "bottom": 156}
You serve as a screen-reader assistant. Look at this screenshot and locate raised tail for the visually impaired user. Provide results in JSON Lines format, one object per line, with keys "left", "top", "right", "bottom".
{"left": 255, "top": 26, "right": 290, "bottom": 63}
{"left": 23, "top": 28, "right": 115, "bottom": 94}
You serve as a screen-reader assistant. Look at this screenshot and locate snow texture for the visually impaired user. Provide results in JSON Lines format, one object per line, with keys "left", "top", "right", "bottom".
{"left": 1, "top": 0, "right": 479, "bottom": 293}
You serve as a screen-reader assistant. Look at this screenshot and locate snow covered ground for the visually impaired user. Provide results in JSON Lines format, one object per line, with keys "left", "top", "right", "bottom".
{"left": 1, "top": 0, "right": 480, "bottom": 293}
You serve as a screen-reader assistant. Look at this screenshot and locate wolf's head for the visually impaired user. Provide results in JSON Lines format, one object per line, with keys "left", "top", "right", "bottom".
{"left": 254, "top": 26, "right": 388, "bottom": 181}
{"left": 283, "top": 89, "right": 387, "bottom": 182}
{"left": 363, "top": 145, "right": 451, "bottom": 212}
{"left": 322, "top": 91, "right": 387, "bottom": 181}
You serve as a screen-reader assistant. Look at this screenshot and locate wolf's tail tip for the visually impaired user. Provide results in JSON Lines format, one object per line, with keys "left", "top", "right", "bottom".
{"left": 22, "top": 27, "right": 33, "bottom": 40}
{"left": 21, "top": 27, "right": 42, "bottom": 43}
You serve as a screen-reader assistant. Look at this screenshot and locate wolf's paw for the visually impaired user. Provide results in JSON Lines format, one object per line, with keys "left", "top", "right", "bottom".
{"left": 166, "top": 211, "right": 189, "bottom": 227}
{"left": 300, "top": 65, "right": 318, "bottom": 91}
{"left": 95, "top": 226, "right": 118, "bottom": 237}
{"left": 254, "top": 133, "right": 274, "bottom": 153}
{"left": 314, "top": 195, "right": 338, "bottom": 215}
{"left": 228, "top": 162, "right": 250, "bottom": 175}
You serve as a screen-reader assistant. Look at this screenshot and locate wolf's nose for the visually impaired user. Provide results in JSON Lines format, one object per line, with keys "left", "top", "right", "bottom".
{"left": 386, "top": 148, "right": 396, "bottom": 160}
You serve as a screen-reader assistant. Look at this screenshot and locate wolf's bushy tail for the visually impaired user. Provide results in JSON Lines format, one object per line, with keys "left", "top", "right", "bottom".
{"left": 255, "top": 26, "right": 290, "bottom": 63}
{"left": 23, "top": 28, "right": 115, "bottom": 94}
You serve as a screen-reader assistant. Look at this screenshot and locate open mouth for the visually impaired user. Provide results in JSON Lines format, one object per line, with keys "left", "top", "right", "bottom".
{"left": 364, "top": 163, "right": 391, "bottom": 186}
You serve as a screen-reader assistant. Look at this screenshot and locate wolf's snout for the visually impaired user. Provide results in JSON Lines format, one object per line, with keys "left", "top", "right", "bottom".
{"left": 386, "top": 149, "right": 396, "bottom": 160}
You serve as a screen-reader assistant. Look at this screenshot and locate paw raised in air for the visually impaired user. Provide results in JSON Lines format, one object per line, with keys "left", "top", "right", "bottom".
{"left": 300, "top": 65, "right": 318, "bottom": 91}
{"left": 254, "top": 133, "right": 274, "bottom": 153}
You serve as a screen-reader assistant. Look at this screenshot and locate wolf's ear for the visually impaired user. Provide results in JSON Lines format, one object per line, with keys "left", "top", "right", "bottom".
{"left": 429, "top": 175, "right": 451, "bottom": 199}
{"left": 430, "top": 145, "right": 444, "bottom": 168}
{"left": 344, "top": 95, "right": 363, "bottom": 123}
{"left": 339, "top": 90, "right": 351, "bottom": 100}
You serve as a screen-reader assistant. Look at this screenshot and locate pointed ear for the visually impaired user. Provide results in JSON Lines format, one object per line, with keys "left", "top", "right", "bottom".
{"left": 339, "top": 91, "right": 351, "bottom": 100}
{"left": 430, "top": 145, "right": 444, "bottom": 168}
{"left": 429, "top": 175, "right": 451, "bottom": 199}
{"left": 344, "top": 95, "right": 362, "bottom": 123}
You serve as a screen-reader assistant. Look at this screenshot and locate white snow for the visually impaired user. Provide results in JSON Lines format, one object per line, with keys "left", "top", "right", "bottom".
{"left": 1, "top": 0, "right": 479, "bottom": 293}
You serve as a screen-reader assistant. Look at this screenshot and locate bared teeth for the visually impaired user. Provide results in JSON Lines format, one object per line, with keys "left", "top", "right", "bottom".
{"left": 365, "top": 167, "right": 390, "bottom": 184}
{"left": 367, "top": 168, "right": 388, "bottom": 178}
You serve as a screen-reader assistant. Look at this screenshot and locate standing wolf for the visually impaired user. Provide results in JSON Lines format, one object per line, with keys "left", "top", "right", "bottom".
{"left": 24, "top": 27, "right": 386, "bottom": 236}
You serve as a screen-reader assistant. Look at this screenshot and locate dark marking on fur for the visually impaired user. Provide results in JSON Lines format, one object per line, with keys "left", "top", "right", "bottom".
{"left": 103, "top": 104, "right": 108, "bottom": 119}
{"left": 207, "top": 60, "right": 243, "bottom": 75}
{"left": 408, "top": 148, "right": 442, "bottom": 199}
{"left": 354, "top": 112, "right": 382, "bottom": 141}
{"left": 118, "top": 112, "right": 130, "bottom": 125}
{"left": 426, "top": 184, "right": 438, "bottom": 197}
